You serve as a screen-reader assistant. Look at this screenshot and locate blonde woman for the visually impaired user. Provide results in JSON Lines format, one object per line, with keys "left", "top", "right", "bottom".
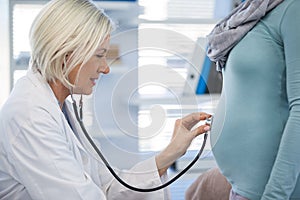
{"left": 0, "top": 0, "right": 211, "bottom": 199}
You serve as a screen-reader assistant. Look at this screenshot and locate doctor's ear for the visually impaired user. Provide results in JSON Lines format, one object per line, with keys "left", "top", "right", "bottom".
{"left": 65, "top": 53, "right": 71, "bottom": 59}
{"left": 65, "top": 53, "right": 71, "bottom": 61}
{"left": 62, "top": 53, "right": 71, "bottom": 69}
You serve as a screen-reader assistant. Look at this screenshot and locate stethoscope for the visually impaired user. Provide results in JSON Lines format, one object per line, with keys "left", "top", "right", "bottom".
{"left": 70, "top": 93, "right": 211, "bottom": 192}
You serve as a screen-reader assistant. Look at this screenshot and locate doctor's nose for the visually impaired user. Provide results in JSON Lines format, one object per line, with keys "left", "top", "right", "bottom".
{"left": 102, "top": 65, "right": 110, "bottom": 74}
{"left": 98, "top": 61, "right": 110, "bottom": 74}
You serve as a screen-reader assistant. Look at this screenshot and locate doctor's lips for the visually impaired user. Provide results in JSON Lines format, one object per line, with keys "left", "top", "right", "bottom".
{"left": 90, "top": 78, "right": 98, "bottom": 86}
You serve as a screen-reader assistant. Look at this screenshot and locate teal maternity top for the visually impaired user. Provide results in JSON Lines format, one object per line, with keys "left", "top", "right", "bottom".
{"left": 210, "top": 0, "right": 300, "bottom": 199}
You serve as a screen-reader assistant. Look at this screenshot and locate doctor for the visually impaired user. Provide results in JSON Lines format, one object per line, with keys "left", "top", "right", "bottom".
{"left": 0, "top": 0, "right": 211, "bottom": 199}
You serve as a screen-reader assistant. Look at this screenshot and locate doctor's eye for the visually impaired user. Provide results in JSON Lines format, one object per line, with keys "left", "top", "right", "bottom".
{"left": 96, "top": 54, "right": 105, "bottom": 58}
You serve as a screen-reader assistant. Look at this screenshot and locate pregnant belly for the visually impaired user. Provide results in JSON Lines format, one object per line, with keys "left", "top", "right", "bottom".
{"left": 209, "top": 95, "right": 300, "bottom": 198}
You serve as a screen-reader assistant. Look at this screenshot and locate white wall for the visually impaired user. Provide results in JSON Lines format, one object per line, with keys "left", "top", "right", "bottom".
{"left": 0, "top": 0, "right": 11, "bottom": 107}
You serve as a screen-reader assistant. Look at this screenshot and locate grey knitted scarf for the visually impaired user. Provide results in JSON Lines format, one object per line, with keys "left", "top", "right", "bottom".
{"left": 206, "top": 0, "right": 284, "bottom": 71}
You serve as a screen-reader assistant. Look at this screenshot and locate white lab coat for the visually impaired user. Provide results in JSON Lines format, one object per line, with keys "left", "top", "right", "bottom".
{"left": 0, "top": 69, "right": 170, "bottom": 200}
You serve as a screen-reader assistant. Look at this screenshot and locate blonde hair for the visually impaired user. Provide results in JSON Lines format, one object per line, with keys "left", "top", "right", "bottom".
{"left": 29, "top": 0, "right": 113, "bottom": 87}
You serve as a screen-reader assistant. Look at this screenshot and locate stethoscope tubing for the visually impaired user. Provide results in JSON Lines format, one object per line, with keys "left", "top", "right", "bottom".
{"left": 71, "top": 96, "right": 208, "bottom": 192}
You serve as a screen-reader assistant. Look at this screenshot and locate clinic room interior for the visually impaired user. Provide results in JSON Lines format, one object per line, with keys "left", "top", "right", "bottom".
{"left": 0, "top": 0, "right": 240, "bottom": 199}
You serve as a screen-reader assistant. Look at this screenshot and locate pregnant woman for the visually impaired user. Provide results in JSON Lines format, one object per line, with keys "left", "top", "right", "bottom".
{"left": 208, "top": 0, "right": 300, "bottom": 199}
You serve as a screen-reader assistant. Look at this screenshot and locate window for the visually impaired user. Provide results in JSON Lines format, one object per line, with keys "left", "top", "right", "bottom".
{"left": 12, "top": 3, "right": 43, "bottom": 84}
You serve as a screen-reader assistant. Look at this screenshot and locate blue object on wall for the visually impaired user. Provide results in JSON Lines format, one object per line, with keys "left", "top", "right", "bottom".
{"left": 195, "top": 54, "right": 212, "bottom": 94}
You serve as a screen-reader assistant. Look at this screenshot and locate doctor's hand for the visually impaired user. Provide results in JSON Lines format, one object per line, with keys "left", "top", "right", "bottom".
{"left": 155, "top": 112, "right": 211, "bottom": 176}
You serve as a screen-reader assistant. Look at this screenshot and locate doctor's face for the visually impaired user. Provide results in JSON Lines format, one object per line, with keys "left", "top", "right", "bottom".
{"left": 69, "top": 37, "right": 110, "bottom": 95}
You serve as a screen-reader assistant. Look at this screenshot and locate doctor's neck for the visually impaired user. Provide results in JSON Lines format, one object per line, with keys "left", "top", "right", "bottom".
{"left": 48, "top": 81, "right": 70, "bottom": 109}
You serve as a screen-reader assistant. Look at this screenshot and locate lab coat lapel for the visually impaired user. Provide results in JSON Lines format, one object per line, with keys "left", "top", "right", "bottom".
{"left": 28, "top": 70, "right": 88, "bottom": 154}
{"left": 63, "top": 100, "right": 102, "bottom": 163}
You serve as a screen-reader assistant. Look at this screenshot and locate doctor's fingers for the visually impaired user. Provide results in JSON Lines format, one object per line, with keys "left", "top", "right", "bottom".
{"left": 172, "top": 119, "right": 210, "bottom": 141}
{"left": 181, "top": 112, "right": 212, "bottom": 130}
{"left": 191, "top": 124, "right": 210, "bottom": 138}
